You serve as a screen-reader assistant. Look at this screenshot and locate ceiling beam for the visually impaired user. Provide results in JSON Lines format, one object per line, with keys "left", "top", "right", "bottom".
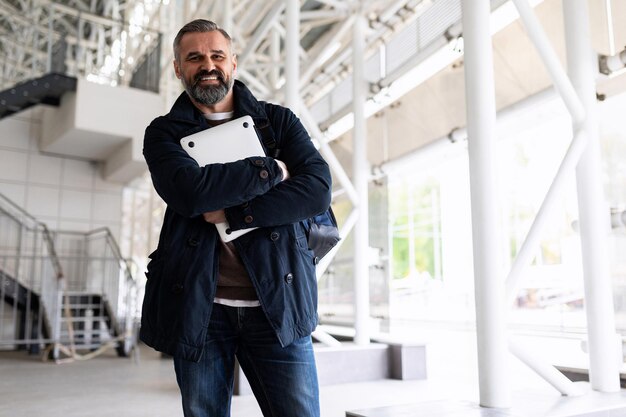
{"left": 237, "top": 0, "right": 284, "bottom": 66}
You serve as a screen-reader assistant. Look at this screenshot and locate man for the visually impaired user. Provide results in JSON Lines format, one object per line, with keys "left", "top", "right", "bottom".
{"left": 140, "top": 19, "right": 331, "bottom": 417}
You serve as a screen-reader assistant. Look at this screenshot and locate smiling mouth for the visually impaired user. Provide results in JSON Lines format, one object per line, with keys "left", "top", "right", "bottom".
{"left": 194, "top": 72, "right": 223, "bottom": 87}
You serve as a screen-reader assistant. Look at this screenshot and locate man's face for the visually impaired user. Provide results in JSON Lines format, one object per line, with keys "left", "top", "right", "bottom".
{"left": 174, "top": 31, "right": 237, "bottom": 107}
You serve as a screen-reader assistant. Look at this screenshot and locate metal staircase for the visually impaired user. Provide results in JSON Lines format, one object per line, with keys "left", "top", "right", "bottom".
{"left": 0, "top": 0, "right": 163, "bottom": 121}
{"left": 0, "top": 268, "right": 48, "bottom": 353}
{"left": 58, "top": 292, "right": 130, "bottom": 357}
{"left": 0, "top": 193, "right": 139, "bottom": 360}
{"left": 0, "top": 73, "right": 77, "bottom": 120}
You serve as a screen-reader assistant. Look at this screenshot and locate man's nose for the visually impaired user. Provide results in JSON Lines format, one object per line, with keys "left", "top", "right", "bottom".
{"left": 201, "top": 59, "right": 217, "bottom": 71}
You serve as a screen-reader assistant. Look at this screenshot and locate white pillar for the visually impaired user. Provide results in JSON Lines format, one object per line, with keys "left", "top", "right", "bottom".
{"left": 285, "top": 0, "right": 299, "bottom": 112}
{"left": 563, "top": 0, "right": 621, "bottom": 393}
{"left": 165, "top": 0, "right": 177, "bottom": 109}
{"left": 183, "top": 0, "right": 192, "bottom": 23}
{"left": 270, "top": 27, "right": 281, "bottom": 91}
{"left": 407, "top": 187, "right": 417, "bottom": 278}
{"left": 461, "top": 0, "right": 510, "bottom": 408}
{"left": 352, "top": 12, "right": 370, "bottom": 345}
{"left": 223, "top": 0, "right": 233, "bottom": 36}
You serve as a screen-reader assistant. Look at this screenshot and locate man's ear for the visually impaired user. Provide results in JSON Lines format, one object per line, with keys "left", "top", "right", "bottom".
{"left": 173, "top": 59, "right": 181, "bottom": 79}
{"left": 232, "top": 54, "right": 237, "bottom": 74}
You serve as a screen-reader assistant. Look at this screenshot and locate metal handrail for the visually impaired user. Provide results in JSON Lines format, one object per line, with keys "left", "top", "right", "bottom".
{"left": 0, "top": 193, "right": 64, "bottom": 281}
{"left": 41, "top": 224, "right": 64, "bottom": 280}
{"left": 0, "top": 192, "right": 138, "bottom": 359}
{"left": 86, "top": 228, "right": 136, "bottom": 286}
{"left": 0, "top": 193, "right": 42, "bottom": 226}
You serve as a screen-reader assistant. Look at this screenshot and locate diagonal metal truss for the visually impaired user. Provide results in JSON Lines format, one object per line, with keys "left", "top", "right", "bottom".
{"left": 0, "top": 0, "right": 437, "bottom": 111}
{"left": 0, "top": 0, "right": 448, "bottom": 114}
{"left": 157, "top": 0, "right": 434, "bottom": 109}
{"left": 0, "top": 0, "right": 163, "bottom": 90}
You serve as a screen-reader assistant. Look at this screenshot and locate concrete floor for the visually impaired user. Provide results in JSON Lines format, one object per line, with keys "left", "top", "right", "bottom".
{"left": 0, "top": 345, "right": 432, "bottom": 417}
{"left": 2, "top": 328, "right": 626, "bottom": 417}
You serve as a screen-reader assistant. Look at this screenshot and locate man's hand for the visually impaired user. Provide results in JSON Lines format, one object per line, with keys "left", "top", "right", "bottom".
{"left": 202, "top": 161, "right": 287, "bottom": 225}
{"left": 275, "top": 159, "right": 290, "bottom": 181}
{"left": 202, "top": 209, "right": 226, "bottom": 224}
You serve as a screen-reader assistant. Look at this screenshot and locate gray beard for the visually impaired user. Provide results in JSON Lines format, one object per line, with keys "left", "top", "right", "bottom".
{"left": 184, "top": 77, "right": 233, "bottom": 106}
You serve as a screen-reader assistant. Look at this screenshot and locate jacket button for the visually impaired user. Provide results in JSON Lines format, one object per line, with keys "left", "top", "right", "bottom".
{"left": 259, "top": 170, "right": 269, "bottom": 179}
{"left": 244, "top": 215, "right": 254, "bottom": 224}
{"left": 254, "top": 159, "right": 264, "bottom": 166}
{"left": 171, "top": 283, "right": 183, "bottom": 294}
{"left": 284, "top": 273, "right": 293, "bottom": 284}
{"left": 241, "top": 201, "right": 249, "bottom": 208}
{"left": 187, "top": 238, "right": 199, "bottom": 247}
{"left": 270, "top": 231, "right": 280, "bottom": 241}
{"left": 314, "top": 256, "right": 320, "bottom": 265}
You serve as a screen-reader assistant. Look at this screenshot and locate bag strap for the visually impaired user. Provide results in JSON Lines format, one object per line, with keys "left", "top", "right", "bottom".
{"left": 255, "top": 121, "right": 280, "bottom": 158}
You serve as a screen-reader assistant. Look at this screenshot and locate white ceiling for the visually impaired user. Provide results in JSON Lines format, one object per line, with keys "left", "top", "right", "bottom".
{"left": 327, "top": 0, "right": 626, "bottom": 173}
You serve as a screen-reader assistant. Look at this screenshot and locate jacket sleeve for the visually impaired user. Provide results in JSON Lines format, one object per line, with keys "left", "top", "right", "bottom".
{"left": 143, "top": 119, "right": 284, "bottom": 218}
{"left": 225, "top": 109, "right": 332, "bottom": 230}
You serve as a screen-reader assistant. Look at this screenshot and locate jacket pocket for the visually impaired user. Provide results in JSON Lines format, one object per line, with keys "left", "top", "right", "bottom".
{"left": 141, "top": 257, "right": 165, "bottom": 332}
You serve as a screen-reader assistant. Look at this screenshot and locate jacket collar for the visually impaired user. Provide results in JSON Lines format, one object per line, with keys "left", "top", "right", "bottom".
{"left": 167, "top": 80, "right": 268, "bottom": 126}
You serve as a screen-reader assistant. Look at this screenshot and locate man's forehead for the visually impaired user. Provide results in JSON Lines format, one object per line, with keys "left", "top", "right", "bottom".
{"left": 185, "top": 48, "right": 227, "bottom": 56}
{"left": 180, "top": 31, "right": 230, "bottom": 49}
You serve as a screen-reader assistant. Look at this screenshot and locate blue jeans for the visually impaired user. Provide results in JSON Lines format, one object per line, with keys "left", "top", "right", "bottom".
{"left": 173, "top": 304, "right": 320, "bottom": 417}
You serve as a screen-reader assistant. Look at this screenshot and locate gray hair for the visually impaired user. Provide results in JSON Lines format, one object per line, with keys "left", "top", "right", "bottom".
{"left": 173, "top": 19, "right": 233, "bottom": 62}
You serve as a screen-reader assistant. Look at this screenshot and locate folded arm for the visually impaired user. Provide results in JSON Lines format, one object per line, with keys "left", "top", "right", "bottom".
{"left": 224, "top": 110, "right": 332, "bottom": 231}
{"left": 144, "top": 121, "right": 284, "bottom": 218}
{"left": 202, "top": 159, "right": 290, "bottom": 224}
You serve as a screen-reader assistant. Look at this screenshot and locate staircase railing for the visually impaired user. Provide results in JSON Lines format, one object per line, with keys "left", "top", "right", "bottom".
{"left": 0, "top": 193, "right": 139, "bottom": 358}
{"left": 51, "top": 228, "right": 138, "bottom": 320}
{"left": 0, "top": 193, "right": 63, "bottom": 351}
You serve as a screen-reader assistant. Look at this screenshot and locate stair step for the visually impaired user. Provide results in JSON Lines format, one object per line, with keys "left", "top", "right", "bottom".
{"left": 0, "top": 73, "right": 77, "bottom": 120}
{"left": 61, "top": 304, "right": 104, "bottom": 310}
{"left": 63, "top": 293, "right": 102, "bottom": 300}
{"left": 62, "top": 290, "right": 101, "bottom": 295}
{"left": 61, "top": 316, "right": 109, "bottom": 323}
{"left": 59, "top": 329, "right": 111, "bottom": 337}
{"left": 55, "top": 342, "right": 118, "bottom": 350}
{"left": 62, "top": 292, "right": 103, "bottom": 299}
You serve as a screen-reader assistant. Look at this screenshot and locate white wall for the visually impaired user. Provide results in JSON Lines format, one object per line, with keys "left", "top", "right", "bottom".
{"left": 0, "top": 108, "right": 124, "bottom": 240}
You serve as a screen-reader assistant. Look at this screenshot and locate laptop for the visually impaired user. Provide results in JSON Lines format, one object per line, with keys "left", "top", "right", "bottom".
{"left": 180, "top": 115, "right": 265, "bottom": 242}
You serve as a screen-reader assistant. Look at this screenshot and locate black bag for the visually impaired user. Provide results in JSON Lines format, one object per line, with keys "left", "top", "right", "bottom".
{"left": 303, "top": 208, "right": 340, "bottom": 260}
{"left": 256, "top": 122, "right": 340, "bottom": 260}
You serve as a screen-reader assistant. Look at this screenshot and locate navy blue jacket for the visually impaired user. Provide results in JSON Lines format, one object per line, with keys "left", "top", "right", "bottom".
{"left": 139, "top": 80, "right": 332, "bottom": 361}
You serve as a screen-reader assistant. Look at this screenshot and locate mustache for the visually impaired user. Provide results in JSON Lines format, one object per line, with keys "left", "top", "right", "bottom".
{"left": 193, "top": 69, "right": 225, "bottom": 86}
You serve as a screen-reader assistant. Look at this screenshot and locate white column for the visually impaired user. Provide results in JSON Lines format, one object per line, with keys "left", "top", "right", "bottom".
{"left": 461, "top": 0, "right": 510, "bottom": 408}
{"left": 47, "top": 4, "right": 54, "bottom": 72}
{"left": 164, "top": 0, "right": 177, "bottom": 109}
{"left": 270, "top": 27, "right": 281, "bottom": 91}
{"left": 285, "top": 0, "right": 300, "bottom": 112}
{"left": 223, "top": 0, "right": 233, "bottom": 35}
{"left": 407, "top": 187, "right": 417, "bottom": 277}
{"left": 352, "top": 12, "right": 370, "bottom": 345}
{"left": 563, "top": 0, "right": 621, "bottom": 393}
{"left": 183, "top": 0, "right": 192, "bottom": 23}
